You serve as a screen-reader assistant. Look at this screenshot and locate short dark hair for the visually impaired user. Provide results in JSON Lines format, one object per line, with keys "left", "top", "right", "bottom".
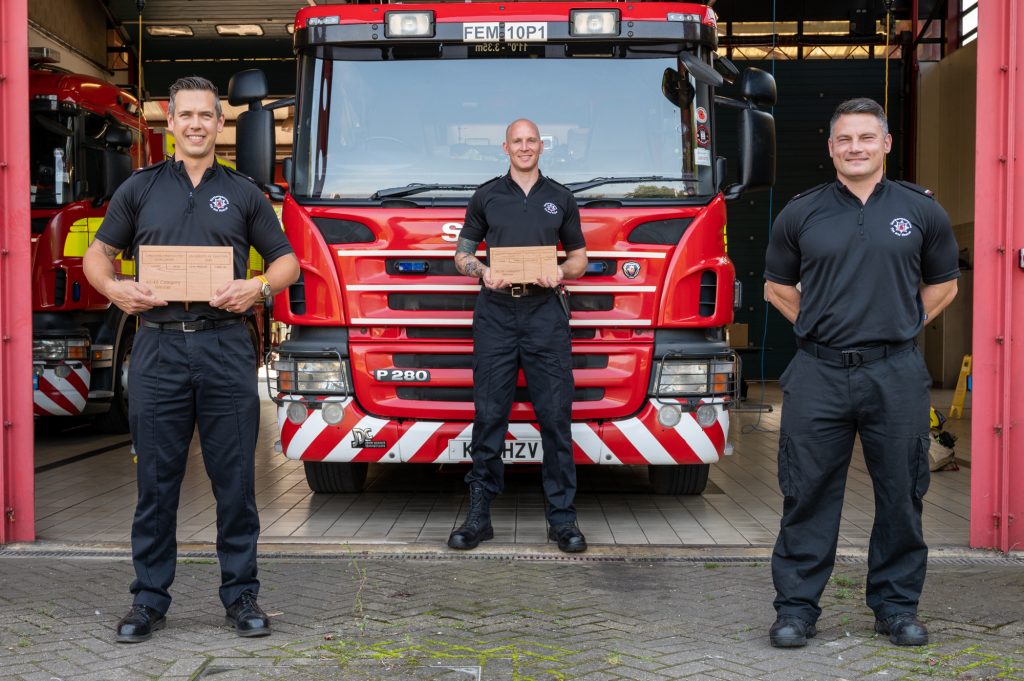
{"left": 168, "top": 76, "right": 222, "bottom": 118}
{"left": 829, "top": 97, "right": 888, "bottom": 137}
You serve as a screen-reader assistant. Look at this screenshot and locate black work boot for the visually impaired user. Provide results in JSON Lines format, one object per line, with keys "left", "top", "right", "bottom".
{"left": 875, "top": 613, "right": 929, "bottom": 646}
{"left": 769, "top": 616, "right": 817, "bottom": 648}
{"left": 115, "top": 604, "right": 166, "bottom": 643}
{"left": 225, "top": 591, "right": 271, "bottom": 637}
{"left": 447, "top": 484, "right": 494, "bottom": 550}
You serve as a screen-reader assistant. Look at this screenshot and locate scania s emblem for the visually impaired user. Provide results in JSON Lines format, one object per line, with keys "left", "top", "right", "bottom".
{"left": 622, "top": 261, "right": 641, "bottom": 279}
{"left": 441, "top": 222, "right": 463, "bottom": 242}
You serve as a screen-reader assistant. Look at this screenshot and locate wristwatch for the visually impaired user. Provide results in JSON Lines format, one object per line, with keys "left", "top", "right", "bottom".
{"left": 256, "top": 275, "right": 272, "bottom": 298}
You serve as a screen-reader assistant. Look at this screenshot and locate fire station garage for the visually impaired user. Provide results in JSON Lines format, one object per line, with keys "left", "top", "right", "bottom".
{"left": 0, "top": 0, "right": 1020, "bottom": 556}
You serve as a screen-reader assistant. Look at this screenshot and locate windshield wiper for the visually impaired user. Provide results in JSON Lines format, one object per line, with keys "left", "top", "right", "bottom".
{"left": 371, "top": 183, "right": 479, "bottom": 200}
{"left": 564, "top": 176, "right": 685, "bottom": 193}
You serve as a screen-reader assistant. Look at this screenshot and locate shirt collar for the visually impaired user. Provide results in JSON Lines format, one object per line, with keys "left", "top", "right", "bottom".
{"left": 834, "top": 175, "right": 888, "bottom": 200}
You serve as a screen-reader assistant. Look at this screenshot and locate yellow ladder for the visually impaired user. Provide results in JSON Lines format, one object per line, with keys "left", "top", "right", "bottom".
{"left": 949, "top": 354, "right": 972, "bottom": 419}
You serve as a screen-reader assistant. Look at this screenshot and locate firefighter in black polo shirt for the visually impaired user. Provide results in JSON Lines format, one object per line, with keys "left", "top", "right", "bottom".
{"left": 447, "top": 118, "right": 589, "bottom": 553}
{"left": 763, "top": 98, "right": 959, "bottom": 649}
{"left": 83, "top": 76, "right": 299, "bottom": 643}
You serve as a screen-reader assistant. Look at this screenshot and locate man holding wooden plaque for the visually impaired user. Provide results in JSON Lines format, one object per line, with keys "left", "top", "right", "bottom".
{"left": 448, "top": 118, "right": 589, "bottom": 553}
{"left": 83, "top": 76, "right": 298, "bottom": 642}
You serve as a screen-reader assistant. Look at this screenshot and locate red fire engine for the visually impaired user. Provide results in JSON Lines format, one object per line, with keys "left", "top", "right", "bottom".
{"left": 29, "top": 48, "right": 149, "bottom": 431}
{"left": 231, "top": 1, "right": 776, "bottom": 494}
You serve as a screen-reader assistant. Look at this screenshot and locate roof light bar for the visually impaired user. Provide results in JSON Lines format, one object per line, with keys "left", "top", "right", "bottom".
{"left": 666, "top": 13, "right": 703, "bottom": 22}
{"left": 570, "top": 10, "right": 620, "bottom": 36}
{"left": 385, "top": 11, "right": 435, "bottom": 38}
{"left": 307, "top": 16, "right": 340, "bottom": 27}
{"left": 216, "top": 24, "right": 264, "bottom": 37}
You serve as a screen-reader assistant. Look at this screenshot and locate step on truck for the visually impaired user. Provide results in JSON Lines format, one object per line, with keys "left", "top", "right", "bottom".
{"left": 231, "top": 1, "right": 776, "bottom": 494}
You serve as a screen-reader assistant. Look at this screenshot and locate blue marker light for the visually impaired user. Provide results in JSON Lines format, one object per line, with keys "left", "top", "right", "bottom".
{"left": 395, "top": 260, "right": 429, "bottom": 274}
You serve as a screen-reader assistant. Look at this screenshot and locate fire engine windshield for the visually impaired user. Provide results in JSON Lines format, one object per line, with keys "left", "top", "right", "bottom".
{"left": 293, "top": 54, "right": 715, "bottom": 202}
{"left": 30, "top": 112, "right": 75, "bottom": 207}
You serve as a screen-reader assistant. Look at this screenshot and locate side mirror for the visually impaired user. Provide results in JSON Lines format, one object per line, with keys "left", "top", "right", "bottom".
{"left": 230, "top": 69, "right": 275, "bottom": 189}
{"left": 281, "top": 157, "right": 294, "bottom": 187}
{"left": 715, "top": 155, "right": 728, "bottom": 193}
{"left": 228, "top": 69, "right": 269, "bottom": 106}
{"left": 713, "top": 55, "right": 740, "bottom": 85}
{"left": 100, "top": 149, "right": 132, "bottom": 203}
{"left": 661, "top": 68, "right": 695, "bottom": 109}
{"left": 725, "top": 107, "right": 776, "bottom": 199}
{"left": 739, "top": 67, "right": 777, "bottom": 108}
{"left": 104, "top": 126, "right": 132, "bottom": 149}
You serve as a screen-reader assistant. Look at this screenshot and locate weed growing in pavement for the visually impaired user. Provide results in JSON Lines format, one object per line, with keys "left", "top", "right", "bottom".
{"left": 831, "top": 574, "right": 859, "bottom": 589}
{"left": 348, "top": 556, "right": 369, "bottom": 635}
{"left": 834, "top": 588, "right": 852, "bottom": 600}
{"left": 703, "top": 562, "right": 721, "bottom": 569}
{"left": 177, "top": 558, "right": 216, "bottom": 565}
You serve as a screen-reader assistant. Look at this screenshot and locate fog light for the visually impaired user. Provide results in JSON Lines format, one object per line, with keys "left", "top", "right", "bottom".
{"left": 322, "top": 402, "right": 344, "bottom": 425}
{"left": 657, "top": 403, "right": 682, "bottom": 428}
{"left": 570, "top": 9, "right": 619, "bottom": 35}
{"left": 54, "top": 364, "right": 72, "bottom": 379}
{"left": 696, "top": 404, "right": 717, "bottom": 428}
{"left": 286, "top": 401, "right": 308, "bottom": 424}
{"left": 386, "top": 11, "right": 434, "bottom": 37}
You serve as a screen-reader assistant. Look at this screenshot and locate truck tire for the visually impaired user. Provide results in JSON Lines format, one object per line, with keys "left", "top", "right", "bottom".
{"left": 303, "top": 461, "right": 368, "bottom": 494}
{"left": 648, "top": 463, "right": 710, "bottom": 495}
{"left": 94, "top": 325, "right": 134, "bottom": 434}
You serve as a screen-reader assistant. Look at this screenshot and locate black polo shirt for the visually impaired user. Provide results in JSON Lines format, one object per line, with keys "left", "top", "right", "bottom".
{"left": 461, "top": 172, "right": 585, "bottom": 255}
{"left": 764, "top": 177, "right": 959, "bottom": 347}
{"left": 95, "top": 160, "right": 293, "bottom": 323}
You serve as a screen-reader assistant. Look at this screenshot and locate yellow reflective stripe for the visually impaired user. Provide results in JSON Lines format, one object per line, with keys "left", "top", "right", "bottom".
{"left": 247, "top": 247, "right": 264, "bottom": 278}
{"left": 63, "top": 217, "right": 106, "bottom": 257}
{"left": 118, "top": 257, "right": 136, "bottom": 277}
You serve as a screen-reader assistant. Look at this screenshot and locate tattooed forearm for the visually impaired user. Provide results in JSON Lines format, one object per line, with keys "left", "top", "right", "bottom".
{"left": 102, "top": 243, "right": 122, "bottom": 258}
{"left": 455, "top": 237, "right": 480, "bottom": 256}
{"left": 454, "top": 237, "right": 486, "bottom": 278}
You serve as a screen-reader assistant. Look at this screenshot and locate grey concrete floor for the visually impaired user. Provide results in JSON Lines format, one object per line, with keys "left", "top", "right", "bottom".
{"left": 30, "top": 384, "right": 973, "bottom": 549}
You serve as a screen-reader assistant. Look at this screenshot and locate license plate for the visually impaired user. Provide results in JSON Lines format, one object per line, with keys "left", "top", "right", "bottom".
{"left": 447, "top": 439, "right": 544, "bottom": 462}
{"left": 462, "top": 21, "right": 548, "bottom": 42}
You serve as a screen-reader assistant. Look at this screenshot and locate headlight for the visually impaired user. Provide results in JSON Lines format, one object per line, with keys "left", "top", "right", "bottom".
{"left": 657, "top": 363, "right": 709, "bottom": 395}
{"left": 33, "top": 338, "right": 89, "bottom": 361}
{"left": 656, "top": 358, "right": 736, "bottom": 396}
{"left": 273, "top": 356, "right": 350, "bottom": 394}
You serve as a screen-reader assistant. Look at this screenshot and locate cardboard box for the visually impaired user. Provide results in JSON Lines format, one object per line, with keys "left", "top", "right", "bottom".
{"left": 137, "top": 245, "right": 234, "bottom": 301}
{"left": 727, "top": 323, "right": 749, "bottom": 348}
{"left": 488, "top": 245, "right": 558, "bottom": 283}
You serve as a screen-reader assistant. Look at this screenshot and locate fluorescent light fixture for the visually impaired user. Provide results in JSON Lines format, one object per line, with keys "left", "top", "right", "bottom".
{"left": 146, "top": 25, "right": 194, "bottom": 37}
{"left": 386, "top": 11, "right": 435, "bottom": 38}
{"left": 570, "top": 9, "right": 620, "bottom": 35}
{"left": 216, "top": 24, "right": 264, "bottom": 36}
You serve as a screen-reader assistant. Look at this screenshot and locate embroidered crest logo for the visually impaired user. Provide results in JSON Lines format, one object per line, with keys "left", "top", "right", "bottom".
{"left": 209, "top": 195, "right": 230, "bottom": 213}
{"left": 622, "top": 261, "right": 641, "bottom": 279}
{"left": 890, "top": 217, "right": 913, "bottom": 237}
{"left": 543, "top": 202, "right": 559, "bottom": 215}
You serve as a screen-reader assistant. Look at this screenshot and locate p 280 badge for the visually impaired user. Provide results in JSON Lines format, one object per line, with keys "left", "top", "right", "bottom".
{"left": 373, "top": 369, "right": 431, "bottom": 382}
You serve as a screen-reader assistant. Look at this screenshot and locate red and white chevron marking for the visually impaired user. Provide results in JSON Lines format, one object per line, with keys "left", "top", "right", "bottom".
{"left": 277, "top": 396, "right": 727, "bottom": 465}
{"left": 33, "top": 365, "right": 90, "bottom": 416}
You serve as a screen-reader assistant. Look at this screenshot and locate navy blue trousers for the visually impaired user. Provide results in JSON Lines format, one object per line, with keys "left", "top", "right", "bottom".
{"left": 772, "top": 345, "right": 932, "bottom": 624}
{"left": 465, "top": 289, "right": 577, "bottom": 525}
{"left": 128, "top": 322, "right": 260, "bottom": 613}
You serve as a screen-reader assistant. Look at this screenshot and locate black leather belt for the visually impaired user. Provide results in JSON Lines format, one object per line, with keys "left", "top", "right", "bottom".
{"left": 141, "top": 317, "right": 245, "bottom": 333}
{"left": 488, "top": 284, "right": 552, "bottom": 298}
{"left": 797, "top": 338, "right": 915, "bottom": 367}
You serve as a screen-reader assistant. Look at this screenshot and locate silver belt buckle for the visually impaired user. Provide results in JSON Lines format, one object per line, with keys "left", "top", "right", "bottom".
{"left": 509, "top": 285, "right": 524, "bottom": 298}
{"left": 181, "top": 321, "right": 200, "bottom": 332}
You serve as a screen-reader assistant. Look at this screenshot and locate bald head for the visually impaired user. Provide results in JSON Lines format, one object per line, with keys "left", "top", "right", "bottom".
{"left": 503, "top": 118, "right": 543, "bottom": 175}
{"left": 505, "top": 118, "right": 540, "bottom": 142}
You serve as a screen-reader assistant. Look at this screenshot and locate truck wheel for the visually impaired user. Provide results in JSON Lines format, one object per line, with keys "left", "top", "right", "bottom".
{"left": 94, "top": 326, "right": 134, "bottom": 434}
{"left": 648, "top": 463, "right": 710, "bottom": 495}
{"left": 303, "top": 461, "right": 368, "bottom": 494}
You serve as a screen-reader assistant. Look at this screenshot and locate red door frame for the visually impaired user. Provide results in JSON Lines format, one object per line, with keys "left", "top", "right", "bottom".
{"left": 0, "top": 1, "right": 1020, "bottom": 550}
{"left": 971, "top": 0, "right": 1024, "bottom": 552}
{"left": 0, "top": 0, "right": 34, "bottom": 543}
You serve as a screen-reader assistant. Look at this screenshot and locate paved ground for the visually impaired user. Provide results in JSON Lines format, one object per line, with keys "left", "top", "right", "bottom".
{"left": 0, "top": 546, "right": 1020, "bottom": 681}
